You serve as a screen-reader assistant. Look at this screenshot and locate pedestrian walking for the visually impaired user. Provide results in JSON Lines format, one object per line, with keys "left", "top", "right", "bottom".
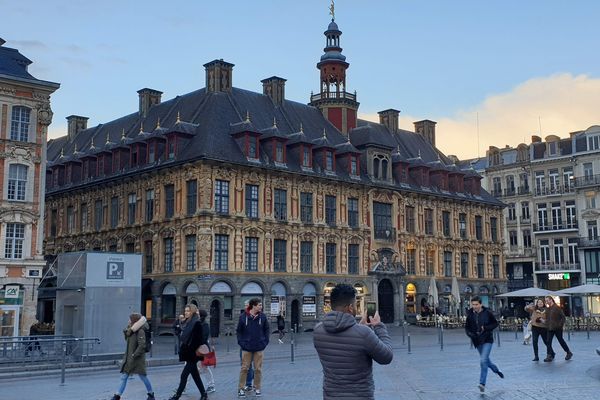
{"left": 313, "top": 283, "right": 393, "bottom": 400}
{"left": 465, "top": 296, "right": 504, "bottom": 393}
{"left": 236, "top": 298, "right": 269, "bottom": 397}
{"left": 110, "top": 313, "right": 154, "bottom": 400}
{"left": 24, "top": 321, "right": 42, "bottom": 356}
{"left": 276, "top": 311, "right": 285, "bottom": 344}
{"left": 544, "top": 296, "right": 573, "bottom": 362}
{"left": 172, "top": 314, "right": 184, "bottom": 355}
{"left": 168, "top": 304, "right": 208, "bottom": 400}
{"left": 525, "top": 298, "right": 549, "bottom": 361}
{"left": 198, "top": 309, "right": 216, "bottom": 394}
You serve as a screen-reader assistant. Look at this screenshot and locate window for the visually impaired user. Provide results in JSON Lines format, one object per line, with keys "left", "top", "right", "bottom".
{"left": 248, "top": 136, "right": 258, "bottom": 159}
{"left": 275, "top": 141, "right": 284, "bottom": 163}
{"left": 165, "top": 184, "right": 175, "bottom": 218}
{"left": 426, "top": 250, "right": 435, "bottom": 276}
{"left": 125, "top": 242, "right": 135, "bottom": 253}
{"left": 80, "top": 203, "right": 88, "bottom": 231}
{"left": 245, "top": 184, "right": 259, "bottom": 219}
{"left": 537, "top": 203, "right": 547, "bottom": 229}
{"left": 325, "top": 195, "right": 336, "bottom": 226}
{"left": 350, "top": 156, "right": 358, "bottom": 176}
{"left": 405, "top": 205, "right": 415, "bottom": 233}
{"left": 563, "top": 167, "right": 573, "bottom": 190}
{"left": 548, "top": 169, "right": 560, "bottom": 193}
{"left": 144, "top": 240, "right": 153, "bottom": 273}
{"left": 540, "top": 240, "right": 550, "bottom": 265}
{"left": 348, "top": 244, "right": 359, "bottom": 275}
{"left": 273, "top": 239, "right": 287, "bottom": 272}
{"left": 347, "top": 198, "right": 359, "bottom": 228}
{"left": 444, "top": 251, "right": 452, "bottom": 277}
{"left": 588, "top": 135, "right": 600, "bottom": 151}
{"left": 128, "top": 193, "right": 136, "bottom": 224}
{"left": 374, "top": 202, "right": 393, "bottom": 238}
{"left": 584, "top": 163, "right": 594, "bottom": 179}
{"left": 145, "top": 189, "right": 155, "bottom": 222}
{"left": 8, "top": 164, "right": 27, "bottom": 201}
{"left": 475, "top": 216, "right": 482, "bottom": 240}
{"left": 214, "top": 180, "right": 229, "bottom": 215}
{"left": 588, "top": 221, "right": 599, "bottom": 240}
{"left": 506, "top": 175, "right": 515, "bottom": 194}
{"left": 274, "top": 189, "right": 287, "bottom": 221}
{"left": 586, "top": 191, "right": 597, "bottom": 209}
{"left": 167, "top": 139, "right": 175, "bottom": 160}
{"left": 326, "top": 243, "right": 337, "bottom": 274}
{"left": 5, "top": 223, "right": 25, "bottom": 259}
{"left": 164, "top": 238, "right": 174, "bottom": 272}
{"left": 568, "top": 238, "right": 579, "bottom": 264}
{"left": 214, "top": 234, "right": 229, "bottom": 271}
{"left": 459, "top": 213, "right": 467, "bottom": 239}
{"left": 406, "top": 248, "right": 416, "bottom": 274}
{"left": 186, "top": 235, "right": 196, "bottom": 271}
{"left": 10, "top": 106, "right": 30, "bottom": 142}
{"left": 300, "top": 192, "right": 313, "bottom": 223}
{"left": 94, "top": 200, "right": 103, "bottom": 230}
{"left": 442, "top": 211, "right": 451, "bottom": 237}
{"left": 300, "top": 241, "right": 313, "bottom": 273}
{"left": 490, "top": 217, "right": 498, "bottom": 242}
{"left": 460, "top": 252, "right": 469, "bottom": 278}
{"left": 519, "top": 172, "right": 529, "bottom": 193}
{"left": 507, "top": 203, "right": 516, "bottom": 221}
{"left": 509, "top": 230, "right": 518, "bottom": 247}
{"left": 244, "top": 237, "right": 259, "bottom": 271}
{"left": 186, "top": 180, "right": 197, "bottom": 216}
{"left": 554, "top": 239, "right": 564, "bottom": 265}
{"left": 492, "top": 255, "right": 500, "bottom": 279}
{"left": 50, "top": 210, "right": 57, "bottom": 237}
{"left": 424, "top": 209, "right": 434, "bottom": 235}
{"left": 373, "top": 154, "right": 389, "bottom": 180}
{"left": 551, "top": 202, "right": 562, "bottom": 228}
{"left": 67, "top": 206, "right": 75, "bottom": 231}
{"left": 523, "top": 229, "right": 532, "bottom": 248}
{"left": 477, "top": 254, "right": 485, "bottom": 278}
{"left": 535, "top": 171, "right": 545, "bottom": 195}
{"left": 110, "top": 196, "right": 119, "bottom": 228}
{"left": 521, "top": 202, "right": 530, "bottom": 220}
{"left": 325, "top": 151, "right": 334, "bottom": 171}
{"left": 302, "top": 146, "right": 311, "bottom": 168}
{"left": 148, "top": 143, "right": 155, "bottom": 163}
{"left": 492, "top": 177, "right": 502, "bottom": 195}
{"left": 565, "top": 200, "right": 576, "bottom": 228}
{"left": 548, "top": 141, "right": 557, "bottom": 156}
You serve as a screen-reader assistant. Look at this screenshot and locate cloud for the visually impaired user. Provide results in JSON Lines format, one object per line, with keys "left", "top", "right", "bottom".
{"left": 7, "top": 39, "right": 48, "bottom": 50}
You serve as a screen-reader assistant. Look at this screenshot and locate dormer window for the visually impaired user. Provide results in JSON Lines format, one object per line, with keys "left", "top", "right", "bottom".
{"left": 588, "top": 135, "right": 600, "bottom": 151}
{"left": 148, "top": 143, "right": 156, "bottom": 163}
{"left": 302, "top": 146, "right": 312, "bottom": 168}
{"left": 275, "top": 141, "right": 285, "bottom": 163}
{"left": 350, "top": 156, "right": 358, "bottom": 176}
{"left": 325, "top": 151, "right": 334, "bottom": 171}
{"left": 167, "top": 138, "right": 176, "bottom": 159}
{"left": 548, "top": 141, "right": 557, "bottom": 156}
{"left": 247, "top": 136, "right": 258, "bottom": 159}
{"left": 373, "top": 154, "right": 390, "bottom": 180}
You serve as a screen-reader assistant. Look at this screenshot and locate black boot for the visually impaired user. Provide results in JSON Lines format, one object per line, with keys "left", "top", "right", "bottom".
{"left": 110, "top": 395, "right": 121, "bottom": 400}
{"left": 167, "top": 394, "right": 181, "bottom": 400}
{"left": 200, "top": 393, "right": 208, "bottom": 400}
{"left": 146, "top": 392, "right": 155, "bottom": 400}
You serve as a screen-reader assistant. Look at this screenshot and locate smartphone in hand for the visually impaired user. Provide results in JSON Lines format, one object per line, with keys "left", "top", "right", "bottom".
{"left": 366, "top": 302, "right": 377, "bottom": 322}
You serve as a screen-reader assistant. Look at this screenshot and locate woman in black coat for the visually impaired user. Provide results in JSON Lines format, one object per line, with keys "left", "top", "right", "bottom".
{"left": 168, "top": 303, "right": 208, "bottom": 400}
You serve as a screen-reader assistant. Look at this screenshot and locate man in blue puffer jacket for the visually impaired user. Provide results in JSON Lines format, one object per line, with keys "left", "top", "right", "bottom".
{"left": 236, "top": 298, "right": 269, "bottom": 397}
{"left": 313, "top": 284, "right": 393, "bottom": 400}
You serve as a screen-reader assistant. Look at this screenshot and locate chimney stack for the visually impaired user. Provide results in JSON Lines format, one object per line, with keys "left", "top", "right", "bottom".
{"left": 66, "top": 115, "right": 89, "bottom": 140}
{"left": 378, "top": 109, "right": 400, "bottom": 134}
{"left": 261, "top": 76, "right": 286, "bottom": 106}
{"left": 414, "top": 119, "right": 437, "bottom": 147}
{"left": 204, "top": 59, "right": 234, "bottom": 93}
{"left": 137, "top": 88, "right": 162, "bottom": 118}
{"left": 531, "top": 135, "right": 542, "bottom": 143}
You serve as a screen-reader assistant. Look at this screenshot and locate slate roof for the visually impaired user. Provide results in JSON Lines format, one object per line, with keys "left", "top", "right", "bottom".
{"left": 0, "top": 39, "right": 59, "bottom": 88}
{"left": 46, "top": 85, "right": 501, "bottom": 207}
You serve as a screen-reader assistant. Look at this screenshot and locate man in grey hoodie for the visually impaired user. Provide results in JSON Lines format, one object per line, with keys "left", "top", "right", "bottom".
{"left": 313, "top": 284, "right": 393, "bottom": 400}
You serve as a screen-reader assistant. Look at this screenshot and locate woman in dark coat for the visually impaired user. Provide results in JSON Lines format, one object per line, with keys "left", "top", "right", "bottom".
{"left": 111, "top": 313, "right": 154, "bottom": 400}
{"left": 168, "top": 303, "right": 208, "bottom": 400}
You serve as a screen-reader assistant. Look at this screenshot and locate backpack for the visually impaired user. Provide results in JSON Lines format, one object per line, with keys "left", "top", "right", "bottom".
{"left": 143, "top": 327, "right": 152, "bottom": 353}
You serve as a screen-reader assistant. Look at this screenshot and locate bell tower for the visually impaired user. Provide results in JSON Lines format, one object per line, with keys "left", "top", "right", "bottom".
{"left": 309, "top": 3, "right": 359, "bottom": 135}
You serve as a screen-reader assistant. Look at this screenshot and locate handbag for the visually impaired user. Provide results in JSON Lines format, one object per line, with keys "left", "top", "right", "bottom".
{"left": 201, "top": 350, "right": 217, "bottom": 367}
{"left": 196, "top": 344, "right": 210, "bottom": 356}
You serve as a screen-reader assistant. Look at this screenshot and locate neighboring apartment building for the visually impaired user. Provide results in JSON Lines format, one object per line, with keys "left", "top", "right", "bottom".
{"left": 0, "top": 38, "right": 59, "bottom": 336}
{"left": 476, "top": 127, "right": 600, "bottom": 316}
{"left": 43, "top": 18, "right": 504, "bottom": 334}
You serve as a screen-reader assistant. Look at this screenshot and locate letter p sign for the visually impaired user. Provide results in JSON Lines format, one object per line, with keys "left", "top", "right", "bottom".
{"left": 106, "top": 262, "right": 124, "bottom": 279}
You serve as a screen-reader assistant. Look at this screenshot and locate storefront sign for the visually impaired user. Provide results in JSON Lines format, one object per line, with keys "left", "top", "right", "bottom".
{"left": 270, "top": 295, "right": 280, "bottom": 315}
{"left": 548, "top": 273, "right": 570, "bottom": 280}
{"left": 4, "top": 285, "right": 19, "bottom": 299}
{"left": 302, "top": 296, "right": 316, "bottom": 317}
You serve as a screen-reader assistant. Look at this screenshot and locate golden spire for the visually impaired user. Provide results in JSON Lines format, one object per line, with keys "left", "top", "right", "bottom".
{"left": 60, "top": 148, "right": 64, "bottom": 157}
{"left": 139, "top": 122, "right": 144, "bottom": 133}
{"left": 273, "top": 117, "right": 277, "bottom": 128}
{"left": 176, "top": 111, "right": 181, "bottom": 123}
{"left": 418, "top": 149, "right": 421, "bottom": 158}
{"left": 300, "top": 123, "right": 303, "bottom": 132}
{"left": 90, "top": 137, "right": 95, "bottom": 149}
{"left": 121, "top": 128, "right": 126, "bottom": 140}
{"left": 329, "top": 0, "right": 335, "bottom": 21}
{"left": 245, "top": 111, "right": 251, "bottom": 122}
{"left": 323, "top": 128, "right": 327, "bottom": 138}
{"left": 105, "top": 133, "right": 110, "bottom": 145}
{"left": 156, "top": 117, "right": 161, "bottom": 129}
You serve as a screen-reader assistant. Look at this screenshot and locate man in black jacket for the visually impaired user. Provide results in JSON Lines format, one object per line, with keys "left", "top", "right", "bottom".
{"left": 465, "top": 296, "right": 504, "bottom": 393}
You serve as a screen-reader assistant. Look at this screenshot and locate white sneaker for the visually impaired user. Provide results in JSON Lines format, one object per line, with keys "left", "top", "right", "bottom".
{"left": 206, "top": 386, "right": 215, "bottom": 393}
{"left": 478, "top": 384, "right": 485, "bottom": 393}
{"left": 278, "top": 339, "right": 284, "bottom": 344}
{"left": 255, "top": 389, "right": 262, "bottom": 397}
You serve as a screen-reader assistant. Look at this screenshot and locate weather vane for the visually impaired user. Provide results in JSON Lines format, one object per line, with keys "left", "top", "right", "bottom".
{"left": 329, "top": 0, "right": 335, "bottom": 21}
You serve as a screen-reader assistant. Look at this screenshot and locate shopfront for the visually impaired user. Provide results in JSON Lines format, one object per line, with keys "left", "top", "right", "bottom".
{"left": 1, "top": 285, "right": 23, "bottom": 337}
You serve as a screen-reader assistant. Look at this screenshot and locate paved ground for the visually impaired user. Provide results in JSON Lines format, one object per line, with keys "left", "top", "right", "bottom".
{"left": 4, "top": 325, "right": 600, "bottom": 399}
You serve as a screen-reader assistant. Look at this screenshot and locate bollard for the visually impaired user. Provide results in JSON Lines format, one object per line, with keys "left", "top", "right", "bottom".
{"left": 294, "top": 324, "right": 298, "bottom": 348}
{"left": 440, "top": 325, "right": 444, "bottom": 351}
{"left": 514, "top": 323, "right": 518, "bottom": 340}
{"left": 226, "top": 329, "right": 231, "bottom": 353}
{"left": 174, "top": 335, "right": 178, "bottom": 355}
{"left": 438, "top": 326, "right": 441, "bottom": 344}
{"left": 407, "top": 333, "right": 412, "bottom": 354}
{"left": 587, "top": 318, "right": 590, "bottom": 340}
{"left": 290, "top": 334, "right": 295, "bottom": 364}
{"left": 60, "top": 341, "right": 67, "bottom": 385}
{"left": 567, "top": 328, "right": 571, "bottom": 341}
{"left": 149, "top": 331, "right": 153, "bottom": 358}
{"left": 401, "top": 322, "right": 405, "bottom": 345}
{"left": 496, "top": 329, "right": 501, "bottom": 348}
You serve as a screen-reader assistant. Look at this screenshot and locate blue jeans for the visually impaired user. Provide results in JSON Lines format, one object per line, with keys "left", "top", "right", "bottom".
{"left": 117, "top": 372, "right": 153, "bottom": 395}
{"left": 476, "top": 342, "right": 499, "bottom": 385}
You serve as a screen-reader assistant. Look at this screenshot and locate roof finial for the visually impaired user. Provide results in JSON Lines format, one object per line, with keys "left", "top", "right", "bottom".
{"left": 245, "top": 111, "right": 251, "bottom": 122}
{"left": 105, "top": 133, "right": 110, "bottom": 145}
{"left": 139, "top": 122, "right": 144, "bottom": 133}
{"left": 273, "top": 117, "right": 277, "bottom": 128}
{"left": 176, "top": 111, "right": 181, "bottom": 123}
{"left": 329, "top": 0, "right": 335, "bottom": 21}
{"left": 60, "top": 148, "right": 64, "bottom": 157}
{"left": 347, "top": 134, "right": 351, "bottom": 143}
{"left": 74, "top": 143, "right": 78, "bottom": 152}
{"left": 397, "top": 144, "right": 401, "bottom": 153}
{"left": 300, "top": 123, "right": 303, "bottom": 132}
{"left": 156, "top": 117, "right": 161, "bottom": 129}
{"left": 418, "top": 149, "right": 421, "bottom": 158}
{"left": 323, "top": 128, "right": 327, "bottom": 138}
{"left": 121, "top": 128, "right": 126, "bottom": 140}
{"left": 90, "top": 137, "right": 95, "bottom": 149}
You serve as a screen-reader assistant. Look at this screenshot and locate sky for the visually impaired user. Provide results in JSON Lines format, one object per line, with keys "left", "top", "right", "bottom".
{"left": 3, "top": 0, "right": 600, "bottom": 159}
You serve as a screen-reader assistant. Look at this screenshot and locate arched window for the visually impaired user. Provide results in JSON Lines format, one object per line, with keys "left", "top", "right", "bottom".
{"left": 11, "top": 106, "right": 31, "bottom": 142}
{"left": 8, "top": 164, "right": 28, "bottom": 201}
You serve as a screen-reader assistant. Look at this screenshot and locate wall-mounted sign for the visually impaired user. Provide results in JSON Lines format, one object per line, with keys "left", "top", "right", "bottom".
{"left": 5, "top": 285, "right": 19, "bottom": 299}
{"left": 302, "top": 296, "right": 316, "bottom": 317}
{"left": 548, "top": 273, "right": 570, "bottom": 280}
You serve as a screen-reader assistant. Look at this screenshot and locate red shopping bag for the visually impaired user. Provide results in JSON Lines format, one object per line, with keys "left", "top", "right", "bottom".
{"left": 201, "top": 351, "right": 217, "bottom": 367}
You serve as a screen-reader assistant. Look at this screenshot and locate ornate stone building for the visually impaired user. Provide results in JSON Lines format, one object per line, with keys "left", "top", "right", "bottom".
{"left": 0, "top": 38, "right": 59, "bottom": 336}
{"left": 43, "top": 18, "right": 504, "bottom": 334}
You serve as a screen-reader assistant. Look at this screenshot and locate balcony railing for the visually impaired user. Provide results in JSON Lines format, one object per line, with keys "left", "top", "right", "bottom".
{"left": 491, "top": 189, "right": 502, "bottom": 197}
{"left": 519, "top": 216, "right": 532, "bottom": 224}
{"left": 518, "top": 186, "right": 531, "bottom": 195}
{"left": 534, "top": 185, "right": 574, "bottom": 196}
{"left": 535, "top": 262, "right": 580, "bottom": 272}
{"left": 577, "top": 237, "right": 600, "bottom": 248}
{"left": 573, "top": 174, "right": 600, "bottom": 188}
{"left": 374, "top": 227, "right": 396, "bottom": 242}
{"left": 506, "top": 246, "right": 537, "bottom": 258}
{"left": 533, "top": 222, "right": 578, "bottom": 232}
{"left": 503, "top": 187, "right": 517, "bottom": 197}
{"left": 310, "top": 91, "right": 357, "bottom": 103}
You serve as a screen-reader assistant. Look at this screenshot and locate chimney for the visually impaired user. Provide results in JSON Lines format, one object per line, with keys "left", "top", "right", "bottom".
{"left": 378, "top": 109, "right": 400, "bottom": 134}
{"left": 66, "top": 115, "right": 89, "bottom": 140}
{"left": 137, "top": 88, "right": 162, "bottom": 118}
{"left": 414, "top": 119, "right": 437, "bottom": 147}
{"left": 204, "top": 59, "right": 234, "bottom": 93}
{"left": 531, "top": 135, "right": 541, "bottom": 143}
{"left": 261, "top": 76, "right": 286, "bottom": 106}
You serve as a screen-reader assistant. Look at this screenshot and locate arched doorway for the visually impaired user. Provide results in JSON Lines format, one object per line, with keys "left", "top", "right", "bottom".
{"left": 378, "top": 279, "right": 394, "bottom": 323}
{"left": 210, "top": 299, "right": 221, "bottom": 338}
{"left": 291, "top": 299, "right": 300, "bottom": 332}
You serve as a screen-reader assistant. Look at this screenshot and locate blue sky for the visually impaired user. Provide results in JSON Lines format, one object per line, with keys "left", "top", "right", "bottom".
{"left": 3, "top": 0, "right": 600, "bottom": 158}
